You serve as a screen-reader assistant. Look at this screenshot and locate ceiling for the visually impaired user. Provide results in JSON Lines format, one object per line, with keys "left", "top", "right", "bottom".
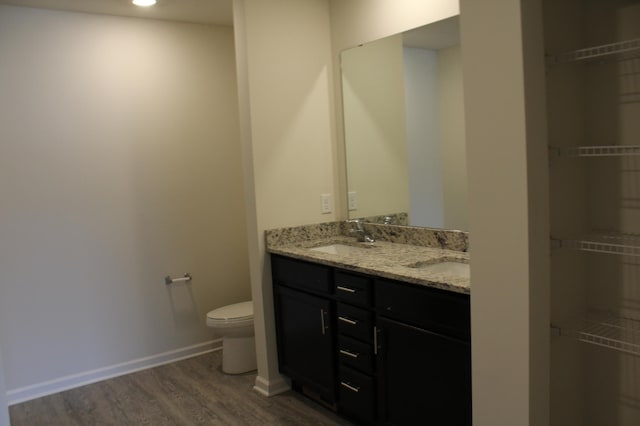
{"left": 0, "top": 0, "right": 233, "bottom": 26}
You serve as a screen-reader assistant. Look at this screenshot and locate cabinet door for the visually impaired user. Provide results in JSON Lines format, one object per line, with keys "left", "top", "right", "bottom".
{"left": 377, "top": 317, "right": 471, "bottom": 426}
{"left": 274, "top": 285, "right": 335, "bottom": 401}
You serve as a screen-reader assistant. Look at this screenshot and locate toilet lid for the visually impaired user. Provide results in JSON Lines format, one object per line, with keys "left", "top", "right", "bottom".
{"left": 207, "top": 301, "right": 253, "bottom": 321}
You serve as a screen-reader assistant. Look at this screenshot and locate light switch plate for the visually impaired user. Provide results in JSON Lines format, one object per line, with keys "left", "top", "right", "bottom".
{"left": 321, "top": 193, "right": 332, "bottom": 214}
{"left": 348, "top": 191, "right": 358, "bottom": 211}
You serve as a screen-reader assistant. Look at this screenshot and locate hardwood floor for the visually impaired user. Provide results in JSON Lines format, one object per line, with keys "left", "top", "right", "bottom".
{"left": 9, "top": 351, "right": 352, "bottom": 425}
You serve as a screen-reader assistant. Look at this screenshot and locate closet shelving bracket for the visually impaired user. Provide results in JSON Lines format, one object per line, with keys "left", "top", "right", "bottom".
{"left": 546, "top": 38, "right": 640, "bottom": 65}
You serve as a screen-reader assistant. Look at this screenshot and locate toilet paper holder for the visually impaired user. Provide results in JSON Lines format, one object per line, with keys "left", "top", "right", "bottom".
{"left": 165, "top": 273, "right": 192, "bottom": 285}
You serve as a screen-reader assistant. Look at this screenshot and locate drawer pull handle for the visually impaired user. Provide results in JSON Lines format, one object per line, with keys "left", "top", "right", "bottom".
{"left": 340, "top": 381, "right": 360, "bottom": 393}
{"left": 339, "top": 349, "right": 359, "bottom": 359}
{"left": 337, "top": 285, "right": 357, "bottom": 293}
{"left": 374, "top": 326, "right": 380, "bottom": 355}
{"left": 338, "top": 316, "right": 358, "bottom": 325}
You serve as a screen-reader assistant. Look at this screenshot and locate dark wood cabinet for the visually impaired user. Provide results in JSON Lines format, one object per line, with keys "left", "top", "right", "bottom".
{"left": 375, "top": 279, "right": 471, "bottom": 425}
{"left": 376, "top": 317, "right": 471, "bottom": 425}
{"left": 271, "top": 254, "right": 471, "bottom": 425}
{"left": 274, "top": 285, "right": 335, "bottom": 401}
{"left": 272, "top": 255, "right": 336, "bottom": 402}
{"left": 375, "top": 278, "right": 471, "bottom": 341}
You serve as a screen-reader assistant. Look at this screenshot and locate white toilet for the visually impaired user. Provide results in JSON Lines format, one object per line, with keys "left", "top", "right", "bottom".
{"left": 206, "top": 301, "right": 257, "bottom": 374}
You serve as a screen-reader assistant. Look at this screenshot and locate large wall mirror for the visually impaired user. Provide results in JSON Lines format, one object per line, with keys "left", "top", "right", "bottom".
{"left": 341, "top": 16, "right": 468, "bottom": 231}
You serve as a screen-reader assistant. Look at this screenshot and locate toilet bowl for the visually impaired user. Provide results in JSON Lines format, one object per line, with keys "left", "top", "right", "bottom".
{"left": 206, "top": 301, "right": 257, "bottom": 374}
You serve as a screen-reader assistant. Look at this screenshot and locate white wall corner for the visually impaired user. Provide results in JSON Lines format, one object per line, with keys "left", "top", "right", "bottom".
{"left": 233, "top": 0, "right": 336, "bottom": 403}
{"left": 0, "top": 347, "right": 10, "bottom": 426}
{"left": 6, "top": 340, "right": 221, "bottom": 406}
{"left": 253, "top": 375, "right": 291, "bottom": 397}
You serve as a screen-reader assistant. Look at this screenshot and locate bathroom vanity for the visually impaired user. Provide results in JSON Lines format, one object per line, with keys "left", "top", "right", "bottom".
{"left": 267, "top": 222, "right": 471, "bottom": 425}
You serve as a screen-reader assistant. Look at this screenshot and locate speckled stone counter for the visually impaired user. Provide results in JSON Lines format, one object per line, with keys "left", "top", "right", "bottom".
{"left": 265, "top": 222, "right": 470, "bottom": 294}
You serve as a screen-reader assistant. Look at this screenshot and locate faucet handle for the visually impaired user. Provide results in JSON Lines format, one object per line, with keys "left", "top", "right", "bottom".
{"left": 346, "top": 219, "right": 375, "bottom": 243}
{"left": 346, "top": 218, "right": 364, "bottom": 231}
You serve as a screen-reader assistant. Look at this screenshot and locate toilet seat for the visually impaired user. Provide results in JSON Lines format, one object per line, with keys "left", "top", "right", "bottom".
{"left": 205, "top": 300, "right": 256, "bottom": 374}
{"left": 207, "top": 301, "right": 253, "bottom": 326}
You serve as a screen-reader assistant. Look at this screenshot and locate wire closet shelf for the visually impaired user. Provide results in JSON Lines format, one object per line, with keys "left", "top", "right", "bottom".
{"left": 546, "top": 38, "right": 640, "bottom": 65}
{"left": 552, "top": 234, "right": 640, "bottom": 355}
{"left": 550, "top": 145, "right": 640, "bottom": 157}
{"left": 553, "top": 234, "right": 640, "bottom": 257}
{"left": 553, "top": 313, "right": 640, "bottom": 357}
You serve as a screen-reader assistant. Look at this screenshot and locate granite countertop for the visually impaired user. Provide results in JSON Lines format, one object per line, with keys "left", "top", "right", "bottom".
{"left": 266, "top": 222, "right": 470, "bottom": 295}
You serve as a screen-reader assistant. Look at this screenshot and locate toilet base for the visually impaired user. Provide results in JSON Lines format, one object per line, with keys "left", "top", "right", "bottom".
{"left": 222, "top": 335, "right": 257, "bottom": 374}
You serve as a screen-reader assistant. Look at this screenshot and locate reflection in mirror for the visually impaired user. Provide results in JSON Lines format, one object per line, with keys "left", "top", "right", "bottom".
{"left": 341, "top": 16, "right": 468, "bottom": 231}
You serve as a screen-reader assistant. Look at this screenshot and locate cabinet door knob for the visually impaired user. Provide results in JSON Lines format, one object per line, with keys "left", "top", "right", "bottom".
{"left": 340, "top": 381, "right": 360, "bottom": 393}
{"left": 338, "top": 316, "right": 358, "bottom": 325}
{"left": 374, "top": 326, "right": 381, "bottom": 355}
{"left": 339, "top": 349, "right": 359, "bottom": 359}
{"left": 337, "top": 285, "right": 357, "bottom": 293}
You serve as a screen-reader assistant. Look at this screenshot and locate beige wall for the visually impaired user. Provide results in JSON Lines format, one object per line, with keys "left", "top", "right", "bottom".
{"left": 233, "top": 0, "right": 337, "bottom": 395}
{"left": 461, "top": 0, "right": 550, "bottom": 425}
{"left": 341, "top": 34, "right": 409, "bottom": 219}
{"left": 0, "top": 5, "right": 250, "bottom": 400}
{"left": 438, "top": 46, "right": 468, "bottom": 231}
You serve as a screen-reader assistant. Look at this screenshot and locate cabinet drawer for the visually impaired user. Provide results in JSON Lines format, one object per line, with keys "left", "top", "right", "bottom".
{"left": 338, "top": 366, "right": 376, "bottom": 425}
{"left": 338, "top": 335, "right": 374, "bottom": 374}
{"left": 375, "top": 279, "right": 470, "bottom": 341}
{"left": 337, "top": 303, "right": 373, "bottom": 342}
{"left": 334, "top": 270, "right": 372, "bottom": 306}
{"left": 271, "top": 255, "right": 332, "bottom": 294}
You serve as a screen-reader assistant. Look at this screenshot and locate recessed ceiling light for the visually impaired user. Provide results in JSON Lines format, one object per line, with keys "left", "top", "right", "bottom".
{"left": 132, "top": 0, "right": 156, "bottom": 6}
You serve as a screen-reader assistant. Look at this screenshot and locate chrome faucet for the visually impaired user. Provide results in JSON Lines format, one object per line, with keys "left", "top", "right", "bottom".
{"left": 347, "top": 219, "right": 375, "bottom": 243}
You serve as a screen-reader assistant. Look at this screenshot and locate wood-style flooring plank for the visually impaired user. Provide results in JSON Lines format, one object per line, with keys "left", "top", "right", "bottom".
{"left": 9, "top": 351, "right": 352, "bottom": 425}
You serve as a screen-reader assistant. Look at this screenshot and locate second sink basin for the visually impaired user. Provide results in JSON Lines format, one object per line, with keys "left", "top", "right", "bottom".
{"left": 407, "top": 260, "right": 470, "bottom": 278}
{"left": 309, "top": 243, "right": 373, "bottom": 255}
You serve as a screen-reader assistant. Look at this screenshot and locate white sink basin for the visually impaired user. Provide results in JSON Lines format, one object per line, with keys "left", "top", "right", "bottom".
{"left": 309, "top": 244, "right": 371, "bottom": 255}
{"left": 410, "top": 261, "right": 470, "bottom": 278}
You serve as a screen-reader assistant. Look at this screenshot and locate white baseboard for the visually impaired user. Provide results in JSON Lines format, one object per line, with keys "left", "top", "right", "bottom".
{"left": 7, "top": 339, "right": 222, "bottom": 405}
{"left": 253, "top": 374, "right": 290, "bottom": 397}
